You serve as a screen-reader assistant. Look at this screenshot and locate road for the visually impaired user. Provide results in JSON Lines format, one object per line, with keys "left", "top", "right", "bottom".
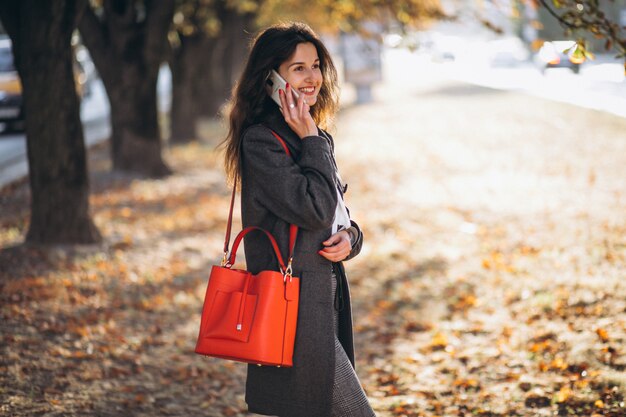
{"left": 382, "top": 47, "right": 626, "bottom": 118}
{"left": 0, "top": 78, "right": 111, "bottom": 189}
{"left": 444, "top": 53, "right": 626, "bottom": 119}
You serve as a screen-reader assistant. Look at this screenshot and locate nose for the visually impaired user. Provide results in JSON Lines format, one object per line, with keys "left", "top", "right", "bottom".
{"left": 304, "top": 68, "right": 320, "bottom": 83}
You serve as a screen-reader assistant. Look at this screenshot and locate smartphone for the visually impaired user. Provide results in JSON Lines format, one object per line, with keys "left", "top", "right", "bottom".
{"left": 266, "top": 69, "right": 299, "bottom": 108}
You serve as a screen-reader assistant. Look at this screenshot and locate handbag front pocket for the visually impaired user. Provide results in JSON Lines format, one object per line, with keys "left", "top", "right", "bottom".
{"left": 204, "top": 290, "right": 258, "bottom": 342}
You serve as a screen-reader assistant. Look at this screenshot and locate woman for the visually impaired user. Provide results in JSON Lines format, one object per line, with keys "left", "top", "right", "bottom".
{"left": 222, "top": 22, "right": 376, "bottom": 417}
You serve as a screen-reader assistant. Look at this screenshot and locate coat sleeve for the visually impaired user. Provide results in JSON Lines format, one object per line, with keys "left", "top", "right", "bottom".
{"left": 241, "top": 125, "right": 338, "bottom": 230}
{"left": 343, "top": 219, "right": 363, "bottom": 261}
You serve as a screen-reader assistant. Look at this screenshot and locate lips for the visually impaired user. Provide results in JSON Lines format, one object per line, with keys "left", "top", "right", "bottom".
{"left": 298, "top": 86, "right": 316, "bottom": 95}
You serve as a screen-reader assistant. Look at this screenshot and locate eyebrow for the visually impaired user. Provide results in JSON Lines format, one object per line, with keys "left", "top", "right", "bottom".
{"left": 288, "top": 59, "right": 320, "bottom": 68}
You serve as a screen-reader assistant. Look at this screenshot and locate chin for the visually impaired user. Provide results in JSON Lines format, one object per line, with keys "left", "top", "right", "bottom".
{"left": 305, "top": 96, "right": 318, "bottom": 106}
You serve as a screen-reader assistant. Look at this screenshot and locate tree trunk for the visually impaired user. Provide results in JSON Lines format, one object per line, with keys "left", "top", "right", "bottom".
{"left": 196, "top": 8, "right": 255, "bottom": 118}
{"left": 169, "top": 33, "right": 211, "bottom": 144}
{"left": 106, "top": 62, "right": 169, "bottom": 176}
{"left": 169, "top": 2, "right": 256, "bottom": 135}
{"left": 199, "top": 35, "right": 229, "bottom": 117}
{"left": 78, "top": 0, "right": 173, "bottom": 177}
{"left": 221, "top": 10, "right": 255, "bottom": 94}
{"left": 0, "top": 0, "right": 101, "bottom": 244}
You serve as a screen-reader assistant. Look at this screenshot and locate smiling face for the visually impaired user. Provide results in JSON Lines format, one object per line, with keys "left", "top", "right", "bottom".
{"left": 278, "top": 42, "right": 323, "bottom": 106}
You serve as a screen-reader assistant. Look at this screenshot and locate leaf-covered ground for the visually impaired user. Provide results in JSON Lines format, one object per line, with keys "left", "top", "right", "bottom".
{"left": 1, "top": 53, "right": 625, "bottom": 416}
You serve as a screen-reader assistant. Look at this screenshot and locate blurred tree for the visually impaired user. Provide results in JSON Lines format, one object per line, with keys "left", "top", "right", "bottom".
{"left": 257, "top": 0, "right": 446, "bottom": 33}
{"left": 169, "top": 0, "right": 257, "bottom": 143}
{"left": 0, "top": 0, "right": 102, "bottom": 244}
{"left": 535, "top": 0, "right": 625, "bottom": 69}
{"left": 78, "top": 0, "right": 174, "bottom": 176}
{"left": 168, "top": 0, "right": 444, "bottom": 143}
{"left": 475, "top": 0, "right": 625, "bottom": 69}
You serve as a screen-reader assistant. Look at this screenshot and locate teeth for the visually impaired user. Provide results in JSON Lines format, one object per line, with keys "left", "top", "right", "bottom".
{"left": 299, "top": 87, "right": 315, "bottom": 93}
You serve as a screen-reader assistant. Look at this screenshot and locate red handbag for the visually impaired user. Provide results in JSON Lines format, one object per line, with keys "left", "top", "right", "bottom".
{"left": 195, "top": 131, "right": 300, "bottom": 367}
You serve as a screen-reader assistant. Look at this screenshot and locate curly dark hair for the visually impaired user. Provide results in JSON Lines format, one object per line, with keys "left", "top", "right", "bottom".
{"left": 222, "top": 22, "right": 339, "bottom": 185}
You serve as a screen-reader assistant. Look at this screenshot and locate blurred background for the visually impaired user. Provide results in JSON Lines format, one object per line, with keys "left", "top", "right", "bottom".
{"left": 1, "top": 1, "right": 625, "bottom": 416}
{"left": 0, "top": 0, "right": 624, "bottom": 192}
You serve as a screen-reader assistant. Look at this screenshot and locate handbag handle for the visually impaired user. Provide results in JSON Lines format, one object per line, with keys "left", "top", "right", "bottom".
{"left": 222, "top": 129, "right": 298, "bottom": 276}
{"left": 227, "top": 226, "right": 287, "bottom": 273}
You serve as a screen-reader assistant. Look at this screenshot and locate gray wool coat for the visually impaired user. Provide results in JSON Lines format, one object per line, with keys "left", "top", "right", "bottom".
{"left": 240, "top": 105, "right": 364, "bottom": 417}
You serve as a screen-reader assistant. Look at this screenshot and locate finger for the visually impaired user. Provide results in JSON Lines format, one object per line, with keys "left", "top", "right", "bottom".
{"left": 319, "top": 252, "right": 333, "bottom": 261}
{"left": 279, "top": 89, "right": 288, "bottom": 114}
{"left": 322, "top": 241, "right": 346, "bottom": 252}
{"left": 285, "top": 83, "right": 296, "bottom": 113}
{"left": 297, "top": 90, "right": 306, "bottom": 116}
{"left": 320, "top": 241, "right": 350, "bottom": 254}
{"left": 321, "top": 253, "right": 339, "bottom": 262}
{"left": 319, "top": 250, "right": 342, "bottom": 261}
{"left": 319, "top": 249, "right": 349, "bottom": 262}
{"left": 289, "top": 82, "right": 302, "bottom": 104}
{"left": 324, "top": 231, "right": 350, "bottom": 246}
{"left": 319, "top": 247, "right": 340, "bottom": 256}
{"left": 322, "top": 247, "right": 344, "bottom": 257}
{"left": 319, "top": 252, "right": 349, "bottom": 262}
{"left": 323, "top": 235, "right": 341, "bottom": 246}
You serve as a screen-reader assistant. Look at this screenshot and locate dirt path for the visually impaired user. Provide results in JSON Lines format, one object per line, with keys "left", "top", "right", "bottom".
{"left": 1, "top": 54, "right": 625, "bottom": 416}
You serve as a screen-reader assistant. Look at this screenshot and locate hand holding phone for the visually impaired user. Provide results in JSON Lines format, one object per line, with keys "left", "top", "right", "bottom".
{"left": 266, "top": 70, "right": 317, "bottom": 139}
{"left": 266, "top": 70, "right": 299, "bottom": 108}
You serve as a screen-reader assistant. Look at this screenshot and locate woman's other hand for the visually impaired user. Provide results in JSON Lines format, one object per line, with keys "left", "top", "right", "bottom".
{"left": 279, "top": 83, "right": 318, "bottom": 139}
{"left": 318, "top": 230, "right": 352, "bottom": 262}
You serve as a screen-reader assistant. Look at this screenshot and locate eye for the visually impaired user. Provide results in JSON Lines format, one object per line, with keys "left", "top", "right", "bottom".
{"left": 312, "top": 63, "right": 320, "bottom": 69}
{"left": 294, "top": 65, "right": 304, "bottom": 71}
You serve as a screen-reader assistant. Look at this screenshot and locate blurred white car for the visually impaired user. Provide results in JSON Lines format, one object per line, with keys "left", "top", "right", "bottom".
{"left": 535, "top": 40, "right": 584, "bottom": 74}
{"left": 0, "top": 37, "right": 23, "bottom": 131}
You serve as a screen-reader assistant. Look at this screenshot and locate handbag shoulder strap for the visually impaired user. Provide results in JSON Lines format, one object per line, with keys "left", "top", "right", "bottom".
{"left": 268, "top": 130, "right": 291, "bottom": 156}
{"left": 223, "top": 128, "right": 298, "bottom": 273}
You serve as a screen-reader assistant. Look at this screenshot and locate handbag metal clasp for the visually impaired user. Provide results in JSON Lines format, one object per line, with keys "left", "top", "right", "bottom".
{"left": 283, "top": 257, "right": 293, "bottom": 282}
